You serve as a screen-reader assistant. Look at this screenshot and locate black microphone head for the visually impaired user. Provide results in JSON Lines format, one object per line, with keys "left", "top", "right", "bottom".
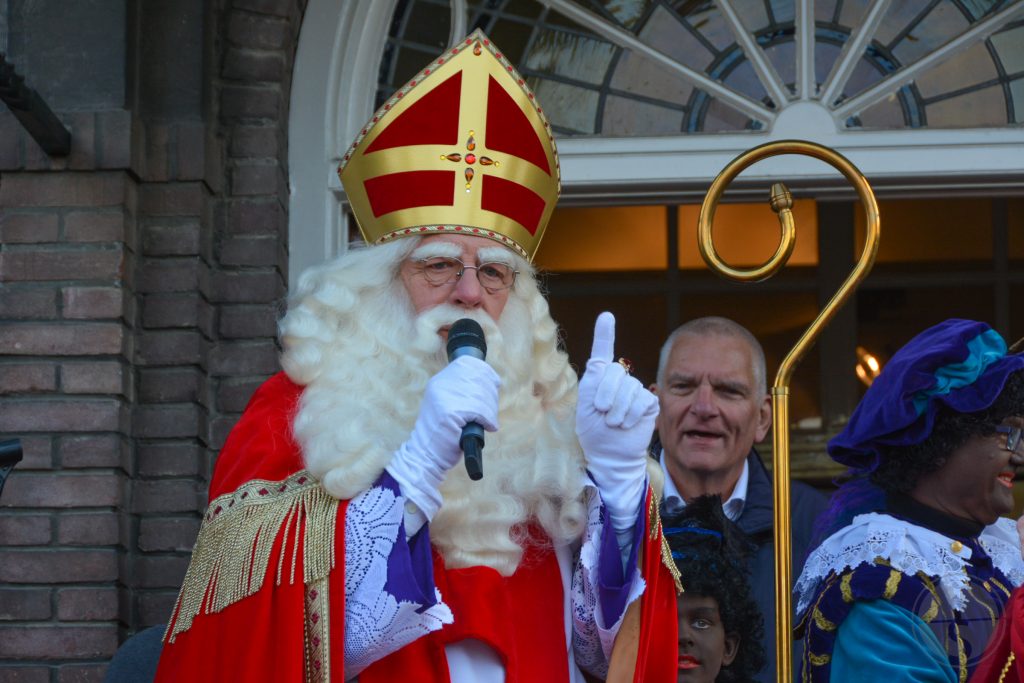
{"left": 446, "top": 318, "right": 487, "bottom": 361}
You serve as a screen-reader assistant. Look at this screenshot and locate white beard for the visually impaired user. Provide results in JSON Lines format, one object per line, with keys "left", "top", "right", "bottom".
{"left": 281, "top": 243, "right": 587, "bottom": 575}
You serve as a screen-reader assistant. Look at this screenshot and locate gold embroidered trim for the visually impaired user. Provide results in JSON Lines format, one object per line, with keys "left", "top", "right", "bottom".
{"left": 884, "top": 569, "right": 902, "bottom": 600}
{"left": 305, "top": 577, "right": 331, "bottom": 682}
{"left": 998, "top": 652, "right": 1016, "bottom": 683}
{"left": 992, "top": 577, "right": 1012, "bottom": 598}
{"left": 165, "top": 470, "right": 338, "bottom": 642}
{"left": 921, "top": 598, "right": 939, "bottom": 623}
{"left": 840, "top": 573, "right": 854, "bottom": 603}
{"left": 808, "top": 652, "right": 831, "bottom": 666}
{"left": 915, "top": 572, "right": 942, "bottom": 623}
{"left": 812, "top": 607, "right": 836, "bottom": 632}
{"left": 650, "top": 491, "right": 684, "bottom": 595}
{"left": 955, "top": 622, "right": 967, "bottom": 683}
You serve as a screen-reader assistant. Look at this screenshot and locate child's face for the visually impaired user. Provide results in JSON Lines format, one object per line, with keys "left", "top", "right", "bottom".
{"left": 676, "top": 593, "right": 739, "bottom": 683}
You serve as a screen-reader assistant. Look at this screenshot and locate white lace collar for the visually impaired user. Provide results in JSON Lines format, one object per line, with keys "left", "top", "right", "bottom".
{"left": 795, "top": 512, "right": 1024, "bottom": 616}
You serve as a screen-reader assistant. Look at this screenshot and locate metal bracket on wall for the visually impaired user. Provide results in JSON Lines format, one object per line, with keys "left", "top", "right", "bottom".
{"left": 0, "top": 438, "right": 23, "bottom": 501}
{"left": 0, "top": 52, "right": 70, "bottom": 156}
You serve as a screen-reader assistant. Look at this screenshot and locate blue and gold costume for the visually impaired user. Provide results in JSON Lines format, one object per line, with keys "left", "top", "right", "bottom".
{"left": 797, "top": 319, "right": 1024, "bottom": 682}
{"left": 797, "top": 503, "right": 1023, "bottom": 682}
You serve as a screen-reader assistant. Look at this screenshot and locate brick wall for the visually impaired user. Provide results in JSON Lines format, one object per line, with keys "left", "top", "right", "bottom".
{"left": 0, "top": 0, "right": 305, "bottom": 677}
{"left": 0, "top": 168, "right": 138, "bottom": 679}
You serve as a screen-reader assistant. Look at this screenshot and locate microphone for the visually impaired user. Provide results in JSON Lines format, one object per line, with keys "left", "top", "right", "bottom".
{"left": 446, "top": 319, "right": 487, "bottom": 481}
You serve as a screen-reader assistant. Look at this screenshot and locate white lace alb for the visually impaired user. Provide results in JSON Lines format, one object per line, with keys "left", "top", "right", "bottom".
{"left": 795, "top": 513, "right": 1024, "bottom": 616}
{"left": 342, "top": 480, "right": 646, "bottom": 680}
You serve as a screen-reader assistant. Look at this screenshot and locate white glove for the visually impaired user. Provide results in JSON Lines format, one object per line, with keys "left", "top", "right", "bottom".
{"left": 386, "top": 356, "right": 500, "bottom": 521}
{"left": 576, "top": 312, "right": 659, "bottom": 532}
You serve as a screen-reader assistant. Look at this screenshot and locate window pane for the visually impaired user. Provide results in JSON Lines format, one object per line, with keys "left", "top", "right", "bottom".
{"left": 602, "top": 94, "right": 686, "bottom": 136}
{"left": 856, "top": 92, "right": 908, "bottom": 128}
{"left": 547, "top": 291, "right": 667, "bottom": 384}
{"left": 528, "top": 78, "right": 602, "bottom": 134}
{"left": 991, "top": 23, "right": 1024, "bottom": 74}
{"left": 889, "top": 2, "right": 969, "bottom": 67}
{"left": 609, "top": 47, "right": 698, "bottom": 106}
{"left": 524, "top": 28, "right": 617, "bottom": 86}
{"left": 915, "top": 43, "right": 999, "bottom": 99}
{"left": 537, "top": 205, "right": 667, "bottom": 271}
{"left": 858, "top": 285, "right": 997, "bottom": 373}
{"left": 587, "top": 0, "right": 656, "bottom": 30}
{"left": 925, "top": 84, "right": 1007, "bottom": 128}
{"left": 1010, "top": 198, "right": 1024, "bottom": 262}
{"left": 1011, "top": 78, "right": 1024, "bottom": 124}
{"left": 1011, "top": 284, "right": 1024, "bottom": 345}
{"left": 854, "top": 199, "right": 994, "bottom": 264}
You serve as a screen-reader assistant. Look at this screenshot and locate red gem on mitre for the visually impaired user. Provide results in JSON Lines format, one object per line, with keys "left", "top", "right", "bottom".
{"left": 466, "top": 153, "right": 476, "bottom": 164}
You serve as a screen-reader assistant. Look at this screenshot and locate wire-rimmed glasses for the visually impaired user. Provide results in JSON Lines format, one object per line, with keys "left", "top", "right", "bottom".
{"left": 415, "top": 256, "right": 518, "bottom": 292}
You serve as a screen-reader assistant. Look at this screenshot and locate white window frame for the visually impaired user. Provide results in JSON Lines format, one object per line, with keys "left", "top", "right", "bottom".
{"left": 289, "top": 0, "right": 1024, "bottom": 287}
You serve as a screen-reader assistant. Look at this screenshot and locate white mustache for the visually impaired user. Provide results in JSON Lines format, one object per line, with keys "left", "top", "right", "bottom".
{"left": 411, "top": 305, "right": 504, "bottom": 357}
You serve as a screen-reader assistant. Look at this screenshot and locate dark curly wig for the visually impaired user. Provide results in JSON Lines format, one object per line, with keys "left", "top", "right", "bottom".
{"left": 871, "top": 370, "right": 1024, "bottom": 494}
{"left": 664, "top": 495, "right": 766, "bottom": 682}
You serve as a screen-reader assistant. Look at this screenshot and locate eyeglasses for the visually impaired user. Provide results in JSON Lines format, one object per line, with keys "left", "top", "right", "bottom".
{"left": 993, "top": 425, "right": 1023, "bottom": 454}
{"left": 414, "top": 256, "right": 518, "bottom": 291}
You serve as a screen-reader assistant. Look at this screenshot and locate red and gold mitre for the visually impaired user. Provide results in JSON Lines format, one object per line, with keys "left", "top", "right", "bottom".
{"left": 338, "top": 29, "right": 560, "bottom": 262}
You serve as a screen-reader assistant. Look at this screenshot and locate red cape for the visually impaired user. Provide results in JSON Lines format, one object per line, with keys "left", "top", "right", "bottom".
{"left": 155, "top": 372, "right": 680, "bottom": 681}
{"left": 971, "top": 585, "right": 1024, "bottom": 683}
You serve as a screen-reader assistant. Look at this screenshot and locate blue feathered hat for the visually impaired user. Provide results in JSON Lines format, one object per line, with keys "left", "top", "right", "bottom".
{"left": 828, "top": 319, "right": 1024, "bottom": 472}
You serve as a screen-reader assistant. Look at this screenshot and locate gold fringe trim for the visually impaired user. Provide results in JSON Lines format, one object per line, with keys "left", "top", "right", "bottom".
{"left": 649, "top": 492, "right": 684, "bottom": 595}
{"left": 166, "top": 470, "right": 338, "bottom": 642}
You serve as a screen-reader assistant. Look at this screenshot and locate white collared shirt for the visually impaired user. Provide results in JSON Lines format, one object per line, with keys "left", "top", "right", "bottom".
{"left": 659, "top": 452, "right": 749, "bottom": 522}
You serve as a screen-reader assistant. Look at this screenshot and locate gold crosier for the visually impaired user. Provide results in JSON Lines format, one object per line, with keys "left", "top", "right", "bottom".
{"left": 697, "top": 140, "right": 881, "bottom": 683}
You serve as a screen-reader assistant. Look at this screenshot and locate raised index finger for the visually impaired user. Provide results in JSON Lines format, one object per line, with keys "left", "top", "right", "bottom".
{"left": 590, "top": 311, "right": 616, "bottom": 363}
